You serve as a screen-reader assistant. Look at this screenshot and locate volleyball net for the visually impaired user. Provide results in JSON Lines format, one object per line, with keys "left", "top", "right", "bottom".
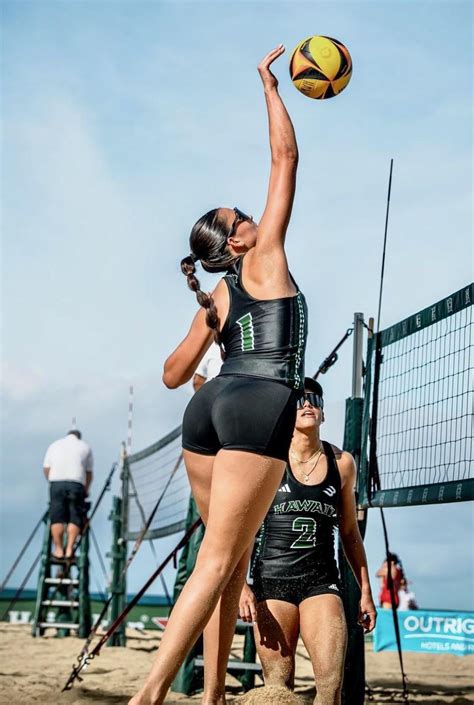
{"left": 358, "top": 283, "right": 473, "bottom": 508}
{"left": 126, "top": 425, "right": 189, "bottom": 540}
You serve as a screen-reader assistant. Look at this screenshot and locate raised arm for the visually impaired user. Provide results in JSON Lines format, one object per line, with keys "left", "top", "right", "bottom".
{"left": 253, "top": 46, "right": 298, "bottom": 259}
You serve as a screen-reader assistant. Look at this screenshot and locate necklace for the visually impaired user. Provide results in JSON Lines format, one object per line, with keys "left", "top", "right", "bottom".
{"left": 290, "top": 443, "right": 323, "bottom": 464}
{"left": 299, "top": 449, "right": 324, "bottom": 482}
{"left": 293, "top": 447, "right": 324, "bottom": 483}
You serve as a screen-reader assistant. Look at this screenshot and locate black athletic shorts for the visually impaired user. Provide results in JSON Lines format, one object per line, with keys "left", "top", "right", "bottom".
{"left": 50, "top": 481, "right": 86, "bottom": 527}
{"left": 182, "top": 375, "right": 299, "bottom": 462}
{"left": 252, "top": 573, "right": 342, "bottom": 606}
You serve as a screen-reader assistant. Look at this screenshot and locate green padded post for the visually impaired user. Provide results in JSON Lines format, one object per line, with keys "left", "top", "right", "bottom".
{"left": 107, "top": 495, "right": 127, "bottom": 646}
{"left": 238, "top": 627, "right": 257, "bottom": 691}
{"left": 340, "top": 396, "right": 366, "bottom": 705}
{"left": 78, "top": 527, "right": 91, "bottom": 638}
{"left": 171, "top": 495, "right": 205, "bottom": 695}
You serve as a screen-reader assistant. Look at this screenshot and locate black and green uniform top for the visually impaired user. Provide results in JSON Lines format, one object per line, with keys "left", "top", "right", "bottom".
{"left": 252, "top": 441, "right": 341, "bottom": 581}
{"left": 219, "top": 256, "right": 308, "bottom": 391}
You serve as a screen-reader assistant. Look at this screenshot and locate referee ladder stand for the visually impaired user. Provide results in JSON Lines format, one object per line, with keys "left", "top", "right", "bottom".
{"left": 31, "top": 512, "right": 91, "bottom": 638}
{"left": 172, "top": 496, "right": 262, "bottom": 696}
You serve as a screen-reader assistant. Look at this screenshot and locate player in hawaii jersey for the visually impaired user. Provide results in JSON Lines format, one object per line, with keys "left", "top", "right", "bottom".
{"left": 130, "top": 46, "right": 308, "bottom": 705}
{"left": 239, "top": 378, "right": 377, "bottom": 705}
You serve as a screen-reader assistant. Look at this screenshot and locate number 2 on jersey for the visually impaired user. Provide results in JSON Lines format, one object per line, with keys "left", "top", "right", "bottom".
{"left": 290, "top": 516, "right": 317, "bottom": 549}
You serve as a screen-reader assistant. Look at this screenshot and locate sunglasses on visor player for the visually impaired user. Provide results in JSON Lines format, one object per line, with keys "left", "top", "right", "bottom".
{"left": 297, "top": 392, "right": 324, "bottom": 410}
{"left": 228, "top": 207, "right": 253, "bottom": 238}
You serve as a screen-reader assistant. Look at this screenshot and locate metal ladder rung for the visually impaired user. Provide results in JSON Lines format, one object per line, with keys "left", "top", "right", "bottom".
{"left": 236, "top": 619, "right": 255, "bottom": 628}
{"left": 41, "top": 600, "right": 79, "bottom": 607}
{"left": 38, "top": 621, "right": 79, "bottom": 629}
{"left": 194, "top": 658, "right": 262, "bottom": 672}
{"left": 44, "top": 578, "right": 79, "bottom": 585}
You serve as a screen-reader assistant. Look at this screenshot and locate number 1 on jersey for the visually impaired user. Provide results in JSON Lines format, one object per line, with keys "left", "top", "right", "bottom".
{"left": 236, "top": 312, "right": 255, "bottom": 352}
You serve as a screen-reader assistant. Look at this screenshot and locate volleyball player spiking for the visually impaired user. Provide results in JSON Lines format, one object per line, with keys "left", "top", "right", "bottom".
{"left": 130, "top": 45, "right": 308, "bottom": 705}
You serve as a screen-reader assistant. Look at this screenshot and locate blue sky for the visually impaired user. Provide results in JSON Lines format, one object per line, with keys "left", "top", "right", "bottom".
{"left": 1, "top": 1, "right": 472, "bottom": 611}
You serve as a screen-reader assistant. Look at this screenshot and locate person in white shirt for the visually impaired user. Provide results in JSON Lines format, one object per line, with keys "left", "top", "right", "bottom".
{"left": 43, "top": 430, "right": 93, "bottom": 559}
{"left": 192, "top": 343, "right": 223, "bottom": 391}
{"left": 398, "top": 579, "right": 418, "bottom": 610}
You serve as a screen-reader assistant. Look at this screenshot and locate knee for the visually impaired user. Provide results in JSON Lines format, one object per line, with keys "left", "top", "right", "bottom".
{"left": 194, "top": 549, "right": 235, "bottom": 588}
{"left": 195, "top": 533, "right": 250, "bottom": 585}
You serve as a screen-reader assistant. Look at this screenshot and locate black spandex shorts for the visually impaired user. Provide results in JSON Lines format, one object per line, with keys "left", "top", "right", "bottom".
{"left": 252, "top": 573, "right": 342, "bottom": 606}
{"left": 182, "top": 375, "right": 298, "bottom": 462}
{"left": 50, "top": 481, "right": 86, "bottom": 527}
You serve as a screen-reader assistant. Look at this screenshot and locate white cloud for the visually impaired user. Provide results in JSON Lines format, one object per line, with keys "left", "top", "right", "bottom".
{"left": 1, "top": 362, "right": 45, "bottom": 402}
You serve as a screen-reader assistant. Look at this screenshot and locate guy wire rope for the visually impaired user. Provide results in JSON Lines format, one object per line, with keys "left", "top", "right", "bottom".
{"left": 0, "top": 509, "right": 48, "bottom": 592}
{"left": 89, "top": 526, "right": 109, "bottom": 585}
{"left": 63, "top": 452, "right": 184, "bottom": 688}
{"left": 0, "top": 550, "right": 42, "bottom": 621}
{"left": 313, "top": 327, "right": 354, "bottom": 377}
{"left": 62, "top": 516, "right": 202, "bottom": 691}
{"left": 128, "top": 464, "right": 173, "bottom": 605}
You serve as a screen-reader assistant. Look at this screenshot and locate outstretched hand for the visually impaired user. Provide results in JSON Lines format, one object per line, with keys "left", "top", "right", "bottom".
{"left": 257, "top": 44, "right": 285, "bottom": 91}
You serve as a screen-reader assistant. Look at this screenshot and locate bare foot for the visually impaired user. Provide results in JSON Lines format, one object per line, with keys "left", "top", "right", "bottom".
{"left": 52, "top": 550, "right": 64, "bottom": 559}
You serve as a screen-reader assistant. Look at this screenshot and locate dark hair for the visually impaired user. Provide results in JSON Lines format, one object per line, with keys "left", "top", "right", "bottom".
{"left": 387, "top": 552, "right": 406, "bottom": 582}
{"left": 304, "top": 377, "right": 323, "bottom": 397}
{"left": 67, "top": 430, "right": 82, "bottom": 440}
{"left": 181, "top": 209, "right": 238, "bottom": 356}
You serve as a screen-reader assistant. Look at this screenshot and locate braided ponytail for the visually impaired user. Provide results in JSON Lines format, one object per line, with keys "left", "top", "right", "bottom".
{"left": 181, "top": 255, "right": 225, "bottom": 358}
{"left": 181, "top": 207, "right": 242, "bottom": 359}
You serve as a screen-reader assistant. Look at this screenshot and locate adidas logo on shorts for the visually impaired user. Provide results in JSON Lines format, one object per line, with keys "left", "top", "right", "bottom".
{"left": 328, "top": 584, "right": 339, "bottom": 591}
{"left": 278, "top": 483, "right": 291, "bottom": 493}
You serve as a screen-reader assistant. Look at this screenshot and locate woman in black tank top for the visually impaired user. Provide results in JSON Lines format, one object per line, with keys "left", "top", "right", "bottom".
{"left": 130, "top": 46, "right": 308, "bottom": 705}
{"left": 239, "top": 378, "right": 377, "bottom": 703}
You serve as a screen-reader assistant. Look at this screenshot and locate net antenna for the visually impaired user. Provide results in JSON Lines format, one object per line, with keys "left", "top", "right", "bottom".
{"left": 127, "top": 385, "right": 134, "bottom": 454}
{"left": 373, "top": 159, "right": 409, "bottom": 702}
{"left": 377, "top": 158, "right": 394, "bottom": 332}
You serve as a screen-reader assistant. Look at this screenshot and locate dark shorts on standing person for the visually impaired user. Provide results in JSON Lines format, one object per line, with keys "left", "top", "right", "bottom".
{"left": 252, "top": 571, "right": 342, "bottom": 606}
{"left": 49, "top": 481, "right": 86, "bottom": 527}
{"left": 182, "top": 374, "right": 299, "bottom": 462}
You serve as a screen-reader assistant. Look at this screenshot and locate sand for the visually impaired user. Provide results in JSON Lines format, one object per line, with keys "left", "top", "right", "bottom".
{"left": 0, "top": 624, "right": 472, "bottom": 704}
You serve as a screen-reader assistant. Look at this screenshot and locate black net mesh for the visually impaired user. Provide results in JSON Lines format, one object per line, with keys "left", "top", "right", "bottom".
{"left": 126, "top": 426, "right": 190, "bottom": 539}
{"left": 359, "top": 284, "right": 473, "bottom": 507}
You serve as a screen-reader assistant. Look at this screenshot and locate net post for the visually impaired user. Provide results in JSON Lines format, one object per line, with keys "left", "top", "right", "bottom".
{"left": 171, "top": 495, "right": 205, "bottom": 695}
{"left": 352, "top": 312, "right": 365, "bottom": 398}
{"left": 78, "top": 525, "right": 92, "bottom": 638}
{"left": 340, "top": 312, "right": 366, "bottom": 705}
{"left": 107, "top": 445, "right": 129, "bottom": 647}
{"left": 107, "top": 494, "right": 126, "bottom": 646}
{"left": 239, "top": 629, "right": 258, "bottom": 691}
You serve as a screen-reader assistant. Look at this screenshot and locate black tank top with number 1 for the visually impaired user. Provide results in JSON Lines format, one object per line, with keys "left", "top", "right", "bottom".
{"left": 253, "top": 441, "right": 341, "bottom": 581}
{"left": 219, "top": 255, "right": 308, "bottom": 391}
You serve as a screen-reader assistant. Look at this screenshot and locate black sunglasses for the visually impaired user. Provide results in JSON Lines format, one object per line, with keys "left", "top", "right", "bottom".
{"left": 297, "top": 392, "right": 324, "bottom": 410}
{"left": 228, "top": 207, "right": 252, "bottom": 238}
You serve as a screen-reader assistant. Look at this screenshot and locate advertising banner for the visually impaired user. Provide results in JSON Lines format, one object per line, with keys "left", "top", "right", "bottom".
{"left": 374, "top": 608, "right": 474, "bottom": 657}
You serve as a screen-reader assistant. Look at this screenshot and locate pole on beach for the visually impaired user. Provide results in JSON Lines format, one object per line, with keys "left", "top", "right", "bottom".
{"left": 339, "top": 311, "right": 366, "bottom": 705}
